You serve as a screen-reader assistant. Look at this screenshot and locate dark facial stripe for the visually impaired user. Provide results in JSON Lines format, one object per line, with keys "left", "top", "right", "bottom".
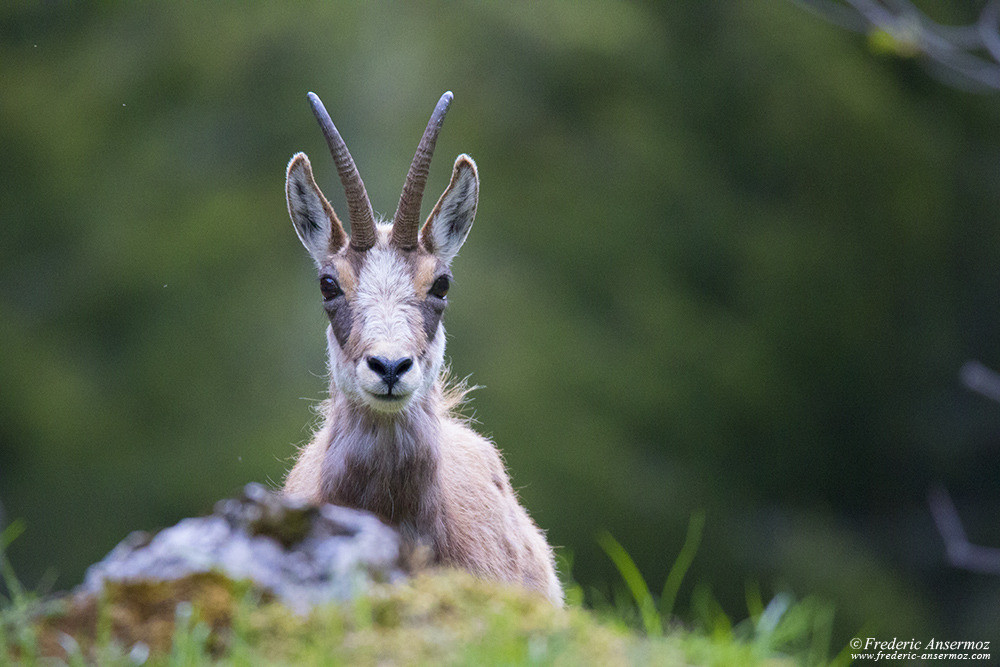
{"left": 326, "top": 298, "right": 353, "bottom": 349}
{"left": 419, "top": 298, "right": 445, "bottom": 343}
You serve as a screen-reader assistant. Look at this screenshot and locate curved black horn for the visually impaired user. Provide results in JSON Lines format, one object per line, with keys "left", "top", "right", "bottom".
{"left": 308, "top": 92, "right": 377, "bottom": 251}
{"left": 391, "top": 91, "right": 453, "bottom": 249}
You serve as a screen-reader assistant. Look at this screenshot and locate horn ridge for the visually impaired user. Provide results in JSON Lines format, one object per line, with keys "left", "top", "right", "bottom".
{"left": 307, "top": 92, "right": 377, "bottom": 251}
{"left": 391, "top": 91, "right": 453, "bottom": 249}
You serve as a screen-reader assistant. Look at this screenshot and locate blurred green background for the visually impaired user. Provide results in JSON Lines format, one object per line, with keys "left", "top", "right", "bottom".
{"left": 2, "top": 1, "right": 999, "bottom": 646}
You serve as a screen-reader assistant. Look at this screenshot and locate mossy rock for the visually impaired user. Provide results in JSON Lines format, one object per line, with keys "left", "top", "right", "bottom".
{"left": 35, "top": 572, "right": 245, "bottom": 659}
{"left": 79, "top": 484, "right": 407, "bottom": 613}
{"left": 22, "top": 569, "right": 796, "bottom": 665}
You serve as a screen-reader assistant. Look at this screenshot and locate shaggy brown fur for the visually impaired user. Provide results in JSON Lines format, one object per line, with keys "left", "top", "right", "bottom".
{"left": 285, "top": 384, "right": 562, "bottom": 603}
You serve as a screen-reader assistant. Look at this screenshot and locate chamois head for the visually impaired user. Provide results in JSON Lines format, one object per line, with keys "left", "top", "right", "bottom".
{"left": 286, "top": 92, "right": 479, "bottom": 416}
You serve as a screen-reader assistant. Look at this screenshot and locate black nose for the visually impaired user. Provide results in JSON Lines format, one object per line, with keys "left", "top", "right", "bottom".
{"left": 366, "top": 356, "right": 413, "bottom": 392}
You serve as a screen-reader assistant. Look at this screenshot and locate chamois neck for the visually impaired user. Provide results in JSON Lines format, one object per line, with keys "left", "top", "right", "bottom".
{"left": 318, "top": 381, "right": 445, "bottom": 528}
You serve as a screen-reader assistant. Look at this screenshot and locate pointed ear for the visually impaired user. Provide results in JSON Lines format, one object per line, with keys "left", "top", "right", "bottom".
{"left": 420, "top": 155, "right": 478, "bottom": 264}
{"left": 286, "top": 153, "right": 347, "bottom": 262}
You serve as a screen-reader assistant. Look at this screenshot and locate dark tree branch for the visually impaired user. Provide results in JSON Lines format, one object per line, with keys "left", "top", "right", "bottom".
{"left": 924, "top": 361, "right": 1000, "bottom": 574}
{"left": 960, "top": 359, "right": 1000, "bottom": 404}
{"left": 794, "top": 0, "right": 1000, "bottom": 91}
{"left": 928, "top": 485, "right": 1000, "bottom": 574}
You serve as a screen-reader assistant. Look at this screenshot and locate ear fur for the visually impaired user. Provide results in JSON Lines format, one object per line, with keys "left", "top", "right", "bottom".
{"left": 420, "top": 155, "right": 478, "bottom": 265}
{"left": 286, "top": 153, "right": 347, "bottom": 262}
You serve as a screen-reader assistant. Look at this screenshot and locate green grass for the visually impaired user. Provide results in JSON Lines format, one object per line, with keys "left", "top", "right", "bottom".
{"left": 1, "top": 517, "right": 849, "bottom": 666}
{"left": 597, "top": 510, "right": 707, "bottom": 637}
{"left": 3, "top": 571, "right": 800, "bottom": 666}
{"left": 596, "top": 513, "right": 853, "bottom": 667}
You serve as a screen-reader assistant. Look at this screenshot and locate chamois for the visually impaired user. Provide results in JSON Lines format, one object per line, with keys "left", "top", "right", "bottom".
{"left": 282, "top": 91, "right": 563, "bottom": 605}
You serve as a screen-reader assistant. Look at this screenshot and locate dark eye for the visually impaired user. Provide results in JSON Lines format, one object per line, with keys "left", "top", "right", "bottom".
{"left": 429, "top": 275, "right": 450, "bottom": 299}
{"left": 319, "top": 275, "right": 343, "bottom": 301}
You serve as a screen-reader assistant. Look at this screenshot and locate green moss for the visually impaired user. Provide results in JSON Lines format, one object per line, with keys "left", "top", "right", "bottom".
{"left": 229, "top": 570, "right": 691, "bottom": 665}
{"left": 15, "top": 569, "right": 808, "bottom": 665}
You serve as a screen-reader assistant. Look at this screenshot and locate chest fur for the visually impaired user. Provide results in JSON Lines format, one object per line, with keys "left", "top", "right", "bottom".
{"left": 319, "top": 418, "right": 441, "bottom": 530}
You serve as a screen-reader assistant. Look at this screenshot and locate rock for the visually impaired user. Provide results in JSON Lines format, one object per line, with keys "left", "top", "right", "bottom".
{"left": 80, "top": 483, "right": 406, "bottom": 612}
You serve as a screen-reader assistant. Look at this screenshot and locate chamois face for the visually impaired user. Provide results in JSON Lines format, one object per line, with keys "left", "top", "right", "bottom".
{"left": 286, "top": 152, "right": 479, "bottom": 416}
{"left": 317, "top": 233, "right": 449, "bottom": 414}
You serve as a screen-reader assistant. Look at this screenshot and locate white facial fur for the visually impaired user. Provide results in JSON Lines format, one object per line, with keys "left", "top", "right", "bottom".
{"left": 327, "top": 236, "right": 446, "bottom": 415}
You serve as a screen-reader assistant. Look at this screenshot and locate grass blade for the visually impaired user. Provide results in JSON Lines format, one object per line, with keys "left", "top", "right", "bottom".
{"left": 659, "top": 510, "right": 705, "bottom": 620}
{"left": 0, "top": 520, "right": 25, "bottom": 552}
{"left": 597, "top": 532, "right": 661, "bottom": 636}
